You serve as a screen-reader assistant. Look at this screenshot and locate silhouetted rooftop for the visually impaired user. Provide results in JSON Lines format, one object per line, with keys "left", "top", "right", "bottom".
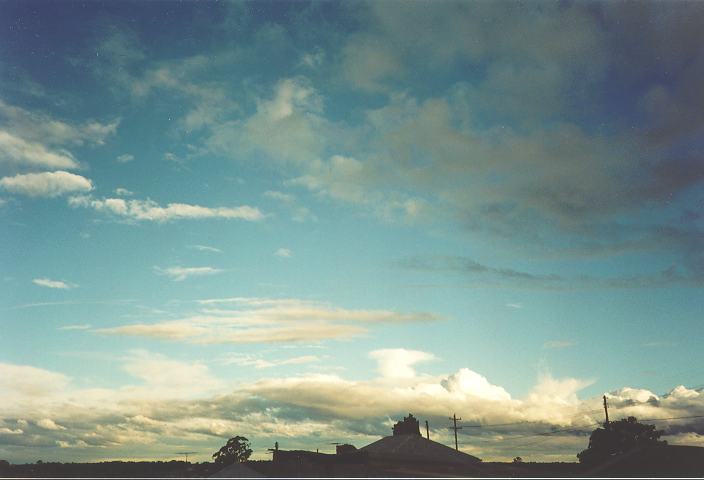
{"left": 361, "top": 433, "right": 482, "bottom": 465}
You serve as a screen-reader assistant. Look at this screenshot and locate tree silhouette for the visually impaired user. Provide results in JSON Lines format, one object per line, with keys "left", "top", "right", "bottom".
{"left": 212, "top": 436, "right": 253, "bottom": 465}
{"left": 578, "top": 416, "right": 667, "bottom": 465}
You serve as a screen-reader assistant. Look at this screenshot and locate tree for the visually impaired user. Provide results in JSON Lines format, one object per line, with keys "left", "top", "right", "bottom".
{"left": 577, "top": 416, "right": 667, "bottom": 465}
{"left": 212, "top": 436, "right": 252, "bottom": 465}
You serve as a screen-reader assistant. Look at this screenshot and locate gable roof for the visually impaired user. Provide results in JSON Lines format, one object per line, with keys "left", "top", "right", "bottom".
{"left": 361, "top": 434, "right": 481, "bottom": 465}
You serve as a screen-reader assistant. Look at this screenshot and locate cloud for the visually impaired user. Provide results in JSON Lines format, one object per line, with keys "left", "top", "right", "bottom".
{"left": 188, "top": 244, "right": 222, "bottom": 253}
{"left": 68, "top": 195, "right": 264, "bottom": 222}
{"left": 59, "top": 324, "right": 91, "bottom": 331}
{"left": 153, "top": 266, "right": 222, "bottom": 281}
{"left": 206, "top": 77, "right": 328, "bottom": 167}
{"left": 221, "top": 353, "right": 320, "bottom": 369}
{"left": 116, "top": 154, "right": 134, "bottom": 163}
{"left": 114, "top": 187, "right": 133, "bottom": 196}
{"left": 121, "top": 350, "right": 224, "bottom": 397}
{"left": 275, "top": 248, "right": 292, "bottom": 258}
{"left": 0, "top": 171, "right": 93, "bottom": 197}
{"left": 0, "top": 132, "right": 78, "bottom": 170}
{"left": 263, "top": 190, "right": 295, "bottom": 203}
{"left": 95, "top": 297, "right": 442, "bottom": 345}
{"left": 36, "top": 418, "right": 66, "bottom": 431}
{"left": 0, "top": 353, "right": 703, "bottom": 463}
{"left": 32, "top": 278, "right": 76, "bottom": 290}
{"left": 0, "top": 99, "right": 119, "bottom": 147}
{"left": 369, "top": 348, "right": 436, "bottom": 379}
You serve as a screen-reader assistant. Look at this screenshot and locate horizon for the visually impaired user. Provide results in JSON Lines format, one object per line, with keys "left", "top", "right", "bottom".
{"left": 1, "top": 0, "right": 704, "bottom": 465}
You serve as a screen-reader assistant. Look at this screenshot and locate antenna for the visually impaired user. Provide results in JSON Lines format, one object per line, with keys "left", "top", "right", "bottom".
{"left": 175, "top": 451, "right": 197, "bottom": 463}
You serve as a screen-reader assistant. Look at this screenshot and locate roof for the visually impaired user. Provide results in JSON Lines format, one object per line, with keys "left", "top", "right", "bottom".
{"left": 360, "top": 434, "right": 482, "bottom": 465}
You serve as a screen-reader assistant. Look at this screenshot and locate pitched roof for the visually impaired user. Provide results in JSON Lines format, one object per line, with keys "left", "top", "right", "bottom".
{"left": 360, "top": 434, "right": 482, "bottom": 465}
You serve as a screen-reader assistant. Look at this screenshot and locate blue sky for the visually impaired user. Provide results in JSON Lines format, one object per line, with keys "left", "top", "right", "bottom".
{"left": 1, "top": 0, "right": 704, "bottom": 464}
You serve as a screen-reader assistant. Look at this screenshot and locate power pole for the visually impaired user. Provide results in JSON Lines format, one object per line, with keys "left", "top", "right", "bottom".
{"left": 425, "top": 420, "right": 430, "bottom": 440}
{"left": 603, "top": 395, "right": 610, "bottom": 429}
{"left": 449, "top": 413, "right": 462, "bottom": 451}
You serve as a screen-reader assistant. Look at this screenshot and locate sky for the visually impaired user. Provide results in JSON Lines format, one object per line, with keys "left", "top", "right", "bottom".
{"left": 1, "top": 0, "right": 704, "bottom": 464}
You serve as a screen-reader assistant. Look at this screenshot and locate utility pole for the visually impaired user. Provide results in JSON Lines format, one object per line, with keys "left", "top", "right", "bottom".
{"left": 449, "top": 413, "right": 462, "bottom": 451}
{"left": 603, "top": 395, "right": 610, "bottom": 429}
{"left": 425, "top": 420, "right": 430, "bottom": 440}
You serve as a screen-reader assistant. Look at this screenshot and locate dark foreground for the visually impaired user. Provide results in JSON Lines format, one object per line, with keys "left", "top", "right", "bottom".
{"left": 2, "top": 445, "right": 703, "bottom": 478}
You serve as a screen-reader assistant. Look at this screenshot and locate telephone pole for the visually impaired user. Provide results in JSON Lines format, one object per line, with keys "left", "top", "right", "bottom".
{"left": 448, "top": 413, "right": 462, "bottom": 451}
{"left": 425, "top": 420, "right": 430, "bottom": 440}
{"left": 603, "top": 395, "right": 610, "bottom": 429}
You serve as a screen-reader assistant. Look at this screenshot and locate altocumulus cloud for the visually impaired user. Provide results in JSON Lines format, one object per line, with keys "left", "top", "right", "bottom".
{"left": 1, "top": 350, "right": 702, "bottom": 463}
{"left": 68, "top": 195, "right": 264, "bottom": 222}
{"left": 94, "top": 297, "right": 442, "bottom": 344}
{"left": 0, "top": 171, "right": 93, "bottom": 198}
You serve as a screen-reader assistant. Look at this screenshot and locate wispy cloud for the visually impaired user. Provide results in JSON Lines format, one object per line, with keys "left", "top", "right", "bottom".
{"left": 0, "top": 171, "right": 93, "bottom": 197}
{"left": 114, "top": 187, "right": 133, "bottom": 196}
{"left": 68, "top": 195, "right": 264, "bottom": 222}
{"left": 221, "top": 353, "right": 320, "bottom": 369}
{"left": 188, "top": 244, "right": 222, "bottom": 253}
{"left": 58, "top": 324, "right": 92, "bottom": 331}
{"left": 153, "top": 266, "right": 223, "bottom": 281}
{"left": 0, "top": 131, "right": 78, "bottom": 169}
{"left": 116, "top": 153, "right": 134, "bottom": 163}
{"left": 275, "top": 248, "right": 292, "bottom": 258}
{"left": 95, "top": 297, "right": 442, "bottom": 344}
{"left": 32, "top": 278, "right": 76, "bottom": 290}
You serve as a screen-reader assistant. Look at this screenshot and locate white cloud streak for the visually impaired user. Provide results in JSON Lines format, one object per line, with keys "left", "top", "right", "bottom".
{"left": 0, "top": 171, "right": 93, "bottom": 197}
{"left": 32, "top": 278, "right": 76, "bottom": 290}
{"left": 0, "top": 131, "right": 78, "bottom": 169}
{"left": 95, "top": 297, "right": 442, "bottom": 345}
{"left": 153, "top": 266, "right": 223, "bottom": 282}
{"left": 68, "top": 195, "right": 264, "bottom": 222}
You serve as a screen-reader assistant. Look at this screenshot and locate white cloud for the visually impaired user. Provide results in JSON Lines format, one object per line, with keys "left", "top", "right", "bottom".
{"left": 95, "top": 297, "right": 441, "bottom": 345}
{"left": 300, "top": 49, "right": 324, "bottom": 69}
{"left": 506, "top": 303, "right": 523, "bottom": 309}
{"left": 116, "top": 153, "right": 134, "bottom": 163}
{"left": 275, "top": 248, "right": 292, "bottom": 258}
{"left": 0, "top": 353, "right": 702, "bottom": 463}
{"left": 59, "top": 324, "right": 91, "bottom": 330}
{"left": 0, "top": 171, "right": 93, "bottom": 198}
{"left": 122, "top": 350, "right": 224, "bottom": 397}
{"left": 32, "top": 278, "right": 76, "bottom": 290}
{"left": 68, "top": 195, "right": 264, "bottom": 222}
{"left": 263, "top": 190, "right": 295, "bottom": 203}
{"left": 37, "top": 418, "right": 66, "bottom": 431}
{"left": 369, "top": 348, "right": 436, "bottom": 379}
{"left": 189, "top": 244, "right": 222, "bottom": 253}
{"left": 114, "top": 187, "right": 134, "bottom": 196}
{"left": 221, "top": 353, "right": 320, "bottom": 369}
{"left": 0, "top": 99, "right": 119, "bottom": 147}
{"left": 441, "top": 368, "right": 513, "bottom": 401}
{"left": 0, "top": 132, "right": 78, "bottom": 169}
{"left": 207, "top": 77, "right": 328, "bottom": 167}
{"left": 154, "top": 266, "right": 223, "bottom": 281}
